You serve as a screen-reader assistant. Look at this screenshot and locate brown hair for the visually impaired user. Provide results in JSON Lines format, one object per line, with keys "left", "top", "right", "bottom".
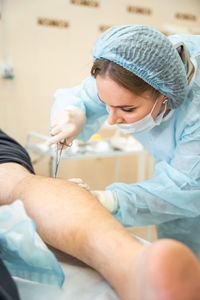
{"left": 91, "top": 58, "right": 160, "bottom": 99}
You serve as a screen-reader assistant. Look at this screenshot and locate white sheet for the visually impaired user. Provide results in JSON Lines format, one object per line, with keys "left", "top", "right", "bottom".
{"left": 14, "top": 247, "right": 119, "bottom": 300}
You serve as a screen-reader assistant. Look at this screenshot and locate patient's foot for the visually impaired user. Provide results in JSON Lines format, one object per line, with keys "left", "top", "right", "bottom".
{"left": 121, "top": 239, "right": 200, "bottom": 300}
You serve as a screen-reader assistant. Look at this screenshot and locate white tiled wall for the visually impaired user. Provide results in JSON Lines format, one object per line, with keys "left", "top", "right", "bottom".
{"left": 0, "top": 0, "right": 199, "bottom": 144}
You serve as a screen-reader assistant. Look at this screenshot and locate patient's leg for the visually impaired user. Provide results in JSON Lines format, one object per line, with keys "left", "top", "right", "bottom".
{"left": 0, "top": 163, "right": 200, "bottom": 300}
{"left": 0, "top": 163, "right": 144, "bottom": 295}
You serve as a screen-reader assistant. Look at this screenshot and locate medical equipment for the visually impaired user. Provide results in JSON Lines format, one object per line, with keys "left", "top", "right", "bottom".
{"left": 54, "top": 139, "right": 73, "bottom": 178}
{"left": 55, "top": 142, "right": 64, "bottom": 178}
{"left": 117, "top": 98, "right": 168, "bottom": 134}
{"left": 91, "top": 190, "right": 118, "bottom": 213}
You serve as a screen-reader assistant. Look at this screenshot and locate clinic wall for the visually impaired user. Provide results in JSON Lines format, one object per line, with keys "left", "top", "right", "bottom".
{"left": 0, "top": 0, "right": 200, "bottom": 142}
{"left": 0, "top": 0, "right": 200, "bottom": 180}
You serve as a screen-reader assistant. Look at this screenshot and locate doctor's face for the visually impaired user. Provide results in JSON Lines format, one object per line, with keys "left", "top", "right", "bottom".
{"left": 96, "top": 75, "right": 165, "bottom": 125}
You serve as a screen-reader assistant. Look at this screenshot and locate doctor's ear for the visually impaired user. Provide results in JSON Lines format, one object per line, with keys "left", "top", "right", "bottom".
{"left": 160, "top": 95, "right": 168, "bottom": 104}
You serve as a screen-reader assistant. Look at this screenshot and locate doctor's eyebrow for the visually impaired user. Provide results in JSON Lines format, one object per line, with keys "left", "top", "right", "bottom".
{"left": 97, "top": 94, "right": 135, "bottom": 108}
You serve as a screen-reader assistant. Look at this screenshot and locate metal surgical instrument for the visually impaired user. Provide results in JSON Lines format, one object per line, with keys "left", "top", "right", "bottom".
{"left": 54, "top": 139, "right": 72, "bottom": 178}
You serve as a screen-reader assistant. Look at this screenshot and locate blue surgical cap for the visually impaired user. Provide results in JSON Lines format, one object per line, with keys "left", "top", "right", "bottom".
{"left": 91, "top": 25, "right": 189, "bottom": 109}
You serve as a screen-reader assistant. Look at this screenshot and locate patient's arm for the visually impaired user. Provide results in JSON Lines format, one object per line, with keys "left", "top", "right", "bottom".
{"left": 0, "top": 162, "right": 200, "bottom": 300}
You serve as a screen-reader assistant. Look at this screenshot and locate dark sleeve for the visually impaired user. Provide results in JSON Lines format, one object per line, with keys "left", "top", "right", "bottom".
{"left": 0, "top": 130, "right": 35, "bottom": 174}
{"left": 0, "top": 259, "right": 20, "bottom": 300}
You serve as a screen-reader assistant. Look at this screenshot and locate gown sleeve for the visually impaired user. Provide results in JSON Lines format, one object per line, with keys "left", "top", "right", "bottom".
{"left": 108, "top": 115, "right": 200, "bottom": 227}
{"left": 50, "top": 76, "right": 108, "bottom": 141}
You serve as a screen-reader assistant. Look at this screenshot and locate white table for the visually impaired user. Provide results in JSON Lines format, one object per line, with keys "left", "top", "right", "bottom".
{"left": 26, "top": 131, "right": 153, "bottom": 181}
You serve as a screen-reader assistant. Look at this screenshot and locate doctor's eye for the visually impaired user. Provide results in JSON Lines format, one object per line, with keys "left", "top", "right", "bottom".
{"left": 121, "top": 107, "right": 135, "bottom": 112}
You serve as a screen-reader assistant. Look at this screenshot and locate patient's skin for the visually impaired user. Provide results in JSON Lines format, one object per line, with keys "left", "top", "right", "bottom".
{"left": 0, "top": 162, "right": 200, "bottom": 300}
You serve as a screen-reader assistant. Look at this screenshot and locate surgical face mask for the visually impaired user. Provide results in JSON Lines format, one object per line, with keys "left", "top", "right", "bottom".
{"left": 117, "top": 99, "right": 168, "bottom": 134}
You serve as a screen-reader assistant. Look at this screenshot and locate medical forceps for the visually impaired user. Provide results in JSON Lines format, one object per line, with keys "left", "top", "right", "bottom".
{"left": 54, "top": 139, "right": 72, "bottom": 178}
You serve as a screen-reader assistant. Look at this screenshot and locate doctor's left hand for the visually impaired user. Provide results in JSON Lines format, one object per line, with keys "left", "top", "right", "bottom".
{"left": 68, "top": 178, "right": 90, "bottom": 191}
{"left": 68, "top": 178, "right": 118, "bottom": 213}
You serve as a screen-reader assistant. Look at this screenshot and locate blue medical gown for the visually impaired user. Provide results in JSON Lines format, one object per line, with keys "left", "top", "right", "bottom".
{"left": 51, "top": 35, "right": 200, "bottom": 259}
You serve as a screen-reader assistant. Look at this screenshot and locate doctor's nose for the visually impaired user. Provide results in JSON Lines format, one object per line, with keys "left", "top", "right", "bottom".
{"left": 107, "top": 107, "right": 123, "bottom": 125}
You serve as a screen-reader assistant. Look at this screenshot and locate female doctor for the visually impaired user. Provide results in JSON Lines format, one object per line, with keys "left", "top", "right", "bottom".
{"left": 48, "top": 25, "right": 200, "bottom": 259}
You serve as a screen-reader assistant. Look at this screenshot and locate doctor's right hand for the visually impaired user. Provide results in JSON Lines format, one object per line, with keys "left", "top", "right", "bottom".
{"left": 48, "top": 106, "right": 86, "bottom": 148}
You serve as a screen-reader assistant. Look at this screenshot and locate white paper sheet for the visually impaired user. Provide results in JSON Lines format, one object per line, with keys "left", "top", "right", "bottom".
{"left": 14, "top": 248, "right": 119, "bottom": 300}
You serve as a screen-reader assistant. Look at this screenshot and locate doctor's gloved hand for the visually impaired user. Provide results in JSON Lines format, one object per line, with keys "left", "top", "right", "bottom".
{"left": 48, "top": 106, "right": 86, "bottom": 149}
{"left": 67, "top": 178, "right": 118, "bottom": 213}
{"left": 91, "top": 190, "right": 118, "bottom": 213}
{"left": 68, "top": 178, "right": 90, "bottom": 191}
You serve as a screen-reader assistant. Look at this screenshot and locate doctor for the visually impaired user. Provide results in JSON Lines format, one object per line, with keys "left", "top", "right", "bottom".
{"left": 48, "top": 25, "right": 200, "bottom": 259}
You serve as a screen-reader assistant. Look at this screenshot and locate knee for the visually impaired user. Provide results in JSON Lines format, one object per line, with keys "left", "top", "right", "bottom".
{"left": 139, "top": 239, "right": 200, "bottom": 300}
{"left": 0, "top": 163, "right": 33, "bottom": 203}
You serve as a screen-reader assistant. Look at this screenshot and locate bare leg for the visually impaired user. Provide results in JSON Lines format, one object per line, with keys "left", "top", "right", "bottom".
{"left": 0, "top": 163, "right": 200, "bottom": 300}
{"left": 0, "top": 163, "right": 144, "bottom": 299}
